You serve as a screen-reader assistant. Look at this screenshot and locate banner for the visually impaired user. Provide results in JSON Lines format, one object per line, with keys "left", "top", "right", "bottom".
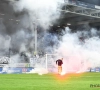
{"left": 0, "top": 67, "right": 33, "bottom": 74}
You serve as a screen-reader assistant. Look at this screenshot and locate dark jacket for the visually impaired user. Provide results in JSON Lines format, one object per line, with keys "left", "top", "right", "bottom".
{"left": 56, "top": 59, "right": 63, "bottom": 66}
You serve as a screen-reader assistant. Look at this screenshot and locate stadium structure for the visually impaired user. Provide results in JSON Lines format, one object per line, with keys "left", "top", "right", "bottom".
{"left": 0, "top": 0, "right": 100, "bottom": 73}
{"left": 52, "top": 0, "right": 100, "bottom": 31}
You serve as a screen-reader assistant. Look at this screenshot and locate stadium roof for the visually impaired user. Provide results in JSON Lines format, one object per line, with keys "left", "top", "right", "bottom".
{"left": 54, "top": 0, "right": 100, "bottom": 29}
{"left": 1, "top": 0, "right": 100, "bottom": 30}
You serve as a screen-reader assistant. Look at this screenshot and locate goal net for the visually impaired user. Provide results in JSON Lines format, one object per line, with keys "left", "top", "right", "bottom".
{"left": 45, "top": 54, "right": 59, "bottom": 72}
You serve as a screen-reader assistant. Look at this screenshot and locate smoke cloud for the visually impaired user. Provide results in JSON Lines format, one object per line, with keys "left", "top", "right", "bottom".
{"left": 53, "top": 27, "right": 100, "bottom": 73}
{"left": 0, "top": 0, "right": 64, "bottom": 74}
{"left": 11, "top": 0, "right": 63, "bottom": 28}
{"left": 1, "top": 0, "right": 100, "bottom": 74}
{"left": 0, "top": 0, "right": 63, "bottom": 59}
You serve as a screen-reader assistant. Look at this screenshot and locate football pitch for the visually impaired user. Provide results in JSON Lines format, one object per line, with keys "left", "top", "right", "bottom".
{"left": 0, "top": 72, "right": 100, "bottom": 90}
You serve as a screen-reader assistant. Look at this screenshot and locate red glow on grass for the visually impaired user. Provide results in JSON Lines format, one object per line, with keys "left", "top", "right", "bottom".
{"left": 53, "top": 72, "right": 83, "bottom": 82}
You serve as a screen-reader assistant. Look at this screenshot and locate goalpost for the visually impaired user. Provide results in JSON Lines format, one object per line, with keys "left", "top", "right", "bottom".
{"left": 29, "top": 54, "right": 60, "bottom": 72}
{"left": 45, "top": 54, "right": 58, "bottom": 71}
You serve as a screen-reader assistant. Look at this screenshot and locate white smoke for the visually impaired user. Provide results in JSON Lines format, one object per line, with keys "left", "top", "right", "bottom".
{"left": 54, "top": 27, "right": 100, "bottom": 73}
{"left": 0, "top": 35, "right": 11, "bottom": 57}
{"left": 28, "top": 64, "right": 48, "bottom": 75}
{"left": 2, "top": 0, "right": 100, "bottom": 75}
{"left": 11, "top": 0, "right": 64, "bottom": 29}
{"left": 10, "top": 54, "right": 21, "bottom": 63}
{"left": 8, "top": 0, "right": 64, "bottom": 75}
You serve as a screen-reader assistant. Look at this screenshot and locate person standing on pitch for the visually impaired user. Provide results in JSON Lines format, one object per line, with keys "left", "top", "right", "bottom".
{"left": 56, "top": 58, "right": 63, "bottom": 74}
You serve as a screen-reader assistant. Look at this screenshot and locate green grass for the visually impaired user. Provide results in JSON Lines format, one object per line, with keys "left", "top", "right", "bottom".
{"left": 0, "top": 72, "right": 100, "bottom": 90}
